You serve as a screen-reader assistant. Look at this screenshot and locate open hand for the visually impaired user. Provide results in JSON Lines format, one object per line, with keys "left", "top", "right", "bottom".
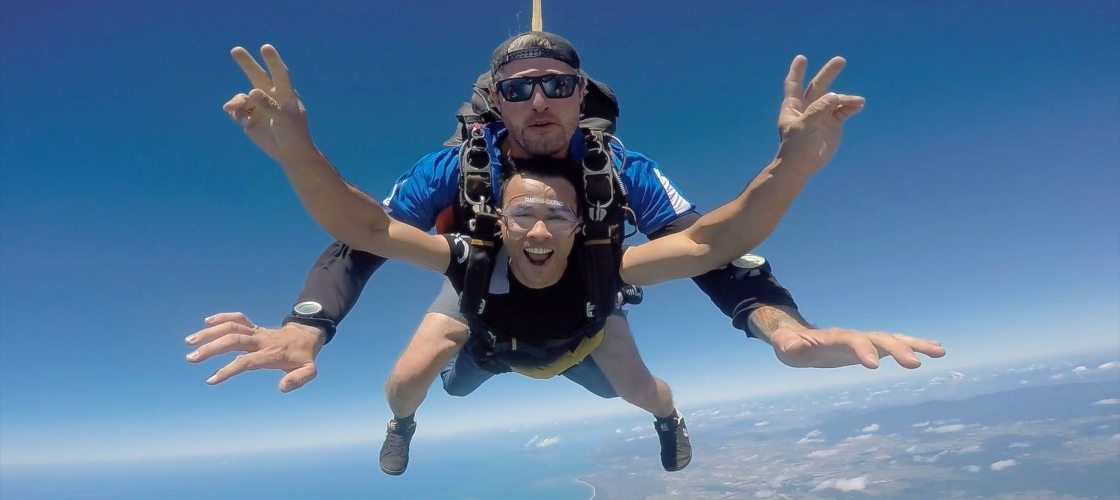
{"left": 223, "top": 44, "right": 314, "bottom": 161}
{"left": 184, "top": 312, "right": 325, "bottom": 392}
{"left": 768, "top": 324, "right": 946, "bottom": 369}
{"left": 775, "top": 56, "right": 865, "bottom": 171}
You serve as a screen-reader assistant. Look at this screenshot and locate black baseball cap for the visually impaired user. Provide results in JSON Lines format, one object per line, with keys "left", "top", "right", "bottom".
{"left": 489, "top": 31, "right": 581, "bottom": 79}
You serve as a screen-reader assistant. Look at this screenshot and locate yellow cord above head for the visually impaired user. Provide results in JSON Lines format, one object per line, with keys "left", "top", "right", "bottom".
{"left": 531, "top": 0, "right": 543, "bottom": 31}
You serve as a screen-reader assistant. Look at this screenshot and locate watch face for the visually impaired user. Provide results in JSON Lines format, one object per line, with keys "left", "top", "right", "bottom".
{"left": 732, "top": 254, "right": 766, "bottom": 269}
{"left": 293, "top": 301, "right": 324, "bottom": 316}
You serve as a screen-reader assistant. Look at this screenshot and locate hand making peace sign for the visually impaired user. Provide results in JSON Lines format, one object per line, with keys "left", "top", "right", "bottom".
{"left": 222, "top": 44, "right": 315, "bottom": 161}
{"left": 775, "top": 56, "right": 866, "bottom": 172}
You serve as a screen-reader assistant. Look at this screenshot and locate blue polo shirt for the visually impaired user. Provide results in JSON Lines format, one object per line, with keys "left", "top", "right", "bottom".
{"left": 380, "top": 123, "right": 695, "bottom": 234}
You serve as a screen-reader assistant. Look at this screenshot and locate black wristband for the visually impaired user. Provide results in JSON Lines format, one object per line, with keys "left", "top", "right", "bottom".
{"left": 282, "top": 315, "right": 338, "bottom": 344}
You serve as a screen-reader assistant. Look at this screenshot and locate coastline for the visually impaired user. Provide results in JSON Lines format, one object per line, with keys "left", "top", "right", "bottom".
{"left": 574, "top": 478, "right": 596, "bottom": 500}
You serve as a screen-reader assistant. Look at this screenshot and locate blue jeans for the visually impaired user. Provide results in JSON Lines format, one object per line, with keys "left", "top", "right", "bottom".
{"left": 440, "top": 343, "right": 618, "bottom": 399}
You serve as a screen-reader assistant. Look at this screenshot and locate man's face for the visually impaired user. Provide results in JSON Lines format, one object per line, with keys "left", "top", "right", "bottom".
{"left": 499, "top": 173, "right": 581, "bottom": 289}
{"left": 493, "top": 58, "right": 584, "bottom": 159}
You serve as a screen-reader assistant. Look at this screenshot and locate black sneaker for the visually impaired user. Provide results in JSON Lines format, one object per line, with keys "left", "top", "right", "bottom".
{"left": 379, "top": 418, "right": 417, "bottom": 476}
{"left": 654, "top": 410, "right": 692, "bottom": 471}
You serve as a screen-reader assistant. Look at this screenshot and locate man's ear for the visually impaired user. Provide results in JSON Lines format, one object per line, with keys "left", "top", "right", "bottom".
{"left": 495, "top": 215, "right": 507, "bottom": 238}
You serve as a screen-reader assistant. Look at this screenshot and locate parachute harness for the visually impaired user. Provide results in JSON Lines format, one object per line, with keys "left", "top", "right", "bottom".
{"left": 454, "top": 125, "right": 636, "bottom": 370}
{"left": 458, "top": 124, "right": 500, "bottom": 319}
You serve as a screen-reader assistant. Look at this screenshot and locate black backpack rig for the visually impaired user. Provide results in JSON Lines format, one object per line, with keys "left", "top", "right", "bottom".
{"left": 446, "top": 71, "right": 641, "bottom": 367}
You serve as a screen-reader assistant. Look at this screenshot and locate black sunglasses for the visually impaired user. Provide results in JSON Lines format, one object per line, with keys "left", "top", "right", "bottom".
{"left": 495, "top": 74, "right": 581, "bottom": 102}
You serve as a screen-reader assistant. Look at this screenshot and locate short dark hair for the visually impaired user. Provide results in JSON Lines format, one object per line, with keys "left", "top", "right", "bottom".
{"left": 498, "top": 156, "right": 584, "bottom": 205}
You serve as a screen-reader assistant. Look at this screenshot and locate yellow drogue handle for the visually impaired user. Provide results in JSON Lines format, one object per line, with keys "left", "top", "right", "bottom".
{"left": 532, "top": 0, "right": 543, "bottom": 31}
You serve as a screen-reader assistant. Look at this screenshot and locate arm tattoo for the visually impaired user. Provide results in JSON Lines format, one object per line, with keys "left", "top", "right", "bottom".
{"left": 746, "top": 305, "right": 813, "bottom": 344}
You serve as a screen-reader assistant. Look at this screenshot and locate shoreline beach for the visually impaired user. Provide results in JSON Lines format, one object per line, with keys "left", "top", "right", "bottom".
{"left": 574, "top": 478, "right": 596, "bottom": 500}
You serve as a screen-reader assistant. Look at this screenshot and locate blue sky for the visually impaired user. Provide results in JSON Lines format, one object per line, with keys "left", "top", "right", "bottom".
{"left": 1, "top": 0, "right": 1117, "bottom": 466}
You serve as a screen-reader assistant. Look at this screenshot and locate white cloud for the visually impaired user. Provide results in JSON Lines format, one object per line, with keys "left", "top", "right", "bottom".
{"left": 525, "top": 434, "right": 562, "bottom": 448}
{"left": 1051, "top": 374, "right": 1066, "bottom": 380}
{"left": 624, "top": 434, "right": 655, "bottom": 442}
{"left": 754, "top": 421, "right": 769, "bottom": 427}
{"left": 925, "top": 424, "right": 966, "bottom": 434}
{"left": 913, "top": 450, "right": 948, "bottom": 463}
{"left": 964, "top": 465, "right": 981, "bottom": 473}
{"left": 950, "top": 371, "right": 965, "bottom": 381}
{"left": 1111, "top": 434, "right": 1120, "bottom": 442}
{"left": 766, "top": 473, "right": 792, "bottom": 489}
{"left": 798, "top": 430, "right": 825, "bottom": 444}
{"left": 808, "top": 449, "right": 840, "bottom": 458}
{"left": 754, "top": 490, "right": 775, "bottom": 498}
{"left": 1098, "top": 361, "right": 1120, "bottom": 370}
{"left": 990, "top": 459, "right": 1017, "bottom": 471}
{"left": 1072, "top": 366, "right": 1088, "bottom": 374}
{"left": 956, "top": 445, "right": 983, "bottom": 454}
{"left": 846, "top": 434, "right": 874, "bottom": 442}
{"left": 912, "top": 421, "right": 931, "bottom": 428}
{"left": 1091, "top": 399, "right": 1120, "bottom": 406}
{"left": 813, "top": 476, "right": 868, "bottom": 492}
{"left": 614, "top": 428, "right": 622, "bottom": 434}
{"left": 833, "top": 401, "right": 852, "bottom": 407}
{"left": 862, "top": 424, "right": 880, "bottom": 432}
{"left": 905, "top": 446, "right": 920, "bottom": 453}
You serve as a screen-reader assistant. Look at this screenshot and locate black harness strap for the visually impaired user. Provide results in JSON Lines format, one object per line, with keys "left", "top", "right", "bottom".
{"left": 578, "top": 130, "right": 630, "bottom": 321}
{"left": 458, "top": 124, "right": 500, "bottom": 321}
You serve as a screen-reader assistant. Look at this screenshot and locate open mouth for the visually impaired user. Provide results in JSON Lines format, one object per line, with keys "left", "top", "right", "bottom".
{"left": 524, "top": 247, "right": 554, "bottom": 266}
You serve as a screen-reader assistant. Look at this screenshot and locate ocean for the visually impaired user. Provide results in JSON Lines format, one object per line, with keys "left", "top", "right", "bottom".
{"left": 1, "top": 429, "right": 602, "bottom": 500}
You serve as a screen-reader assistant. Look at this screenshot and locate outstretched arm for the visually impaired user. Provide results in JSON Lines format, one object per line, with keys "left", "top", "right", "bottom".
{"left": 746, "top": 305, "right": 946, "bottom": 369}
{"left": 621, "top": 56, "right": 864, "bottom": 286}
{"left": 222, "top": 44, "right": 448, "bottom": 273}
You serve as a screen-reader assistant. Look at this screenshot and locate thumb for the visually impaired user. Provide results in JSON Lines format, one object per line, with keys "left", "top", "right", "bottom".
{"left": 247, "top": 88, "right": 283, "bottom": 118}
{"left": 800, "top": 92, "right": 843, "bottom": 129}
{"left": 279, "top": 363, "right": 318, "bottom": 393}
